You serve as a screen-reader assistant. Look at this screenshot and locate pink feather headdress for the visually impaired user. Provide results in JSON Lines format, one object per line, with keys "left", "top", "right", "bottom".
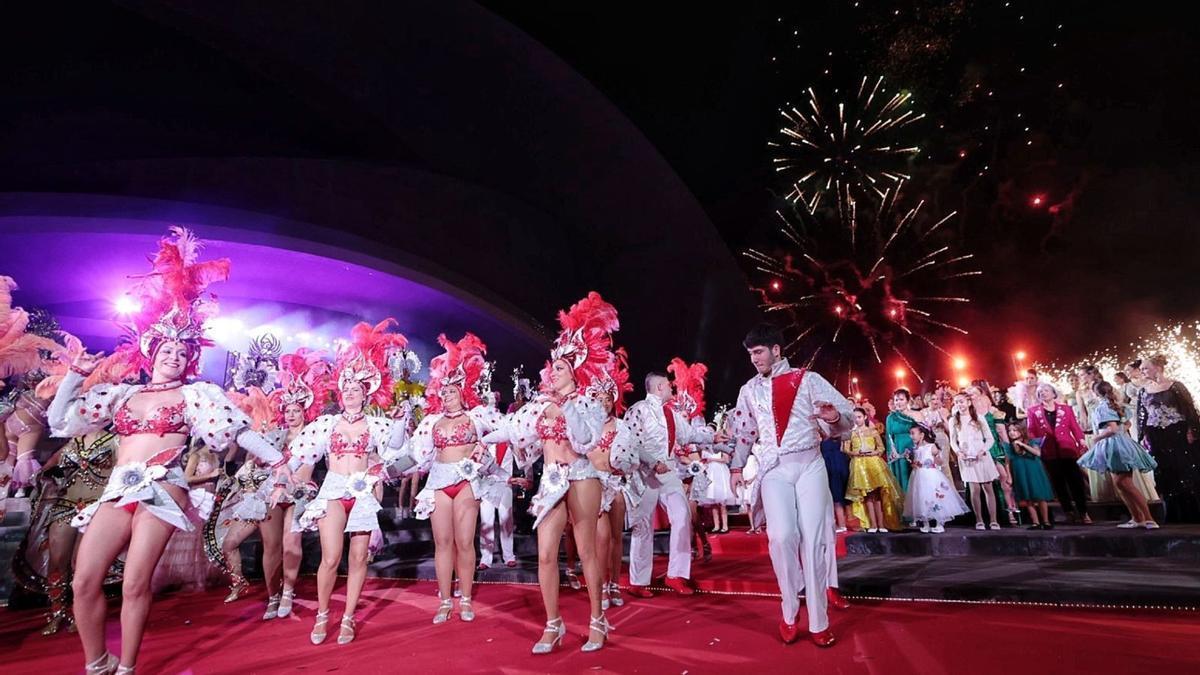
{"left": 426, "top": 332, "right": 488, "bottom": 414}
{"left": 335, "top": 319, "right": 407, "bottom": 408}
{"left": 270, "top": 348, "right": 334, "bottom": 423}
{"left": 586, "top": 346, "right": 634, "bottom": 416}
{"left": 86, "top": 227, "right": 230, "bottom": 386}
{"left": 0, "top": 276, "right": 65, "bottom": 382}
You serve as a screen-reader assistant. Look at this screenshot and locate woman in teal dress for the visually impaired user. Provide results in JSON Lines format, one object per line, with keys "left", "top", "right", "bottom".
{"left": 1003, "top": 421, "right": 1057, "bottom": 529}
{"left": 969, "top": 382, "right": 1018, "bottom": 525}
{"left": 885, "top": 389, "right": 918, "bottom": 494}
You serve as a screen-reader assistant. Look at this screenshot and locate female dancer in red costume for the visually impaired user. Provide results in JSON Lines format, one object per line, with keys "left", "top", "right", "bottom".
{"left": 290, "top": 321, "right": 411, "bottom": 645}
{"left": 488, "top": 292, "right": 620, "bottom": 653}
{"left": 407, "top": 333, "right": 505, "bottom": 623}
{"left": 46, "top": 228, "right": 288, "bottom": 674}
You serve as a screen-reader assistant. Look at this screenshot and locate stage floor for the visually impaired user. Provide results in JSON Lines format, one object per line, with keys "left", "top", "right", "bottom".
{"left": 4, "top": 577, "right": 1199, "bottom": 675}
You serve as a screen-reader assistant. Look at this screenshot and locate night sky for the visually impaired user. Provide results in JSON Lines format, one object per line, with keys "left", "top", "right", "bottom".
{"left": 2, "top": 1, "right": 1198, "bottom": 404}
{"left": 484, "top": 1, "right": 1200, "bottom": 393}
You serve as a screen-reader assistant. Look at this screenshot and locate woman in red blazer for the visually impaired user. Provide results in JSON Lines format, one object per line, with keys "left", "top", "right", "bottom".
{"left": 1026, "top": 383, "right": 1092, "bottom": 525}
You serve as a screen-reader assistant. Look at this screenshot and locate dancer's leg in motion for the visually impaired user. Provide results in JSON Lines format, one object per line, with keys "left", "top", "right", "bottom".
{"left": 451, "top": 486, "right": 480, "bottom": 601}
{"left": 118, "top": 507, "right": 180, "bottom": 667}
{"left": 316, "top": 503, "right": 348, "bottom": 614}
{"left": 430, "top": 491, "right": 456, "bottom": 600}
{"left": 534, "top": 500, "right": 568, "bottom": 648}
{"left": 607, "top": 493, "right": 626, "bottom": 588}
{"left": 596, "top": 510, "right": 613, "bottom": 589}
{"left": 221, "top": 521, "right": 257, "bottom": 589}
{"left": 72, "top": 504, "right": 133, "bottom": 664}
{"left": 343, "top": 531, "right": 371, "bottom": 615}
{"left": 567, "top": 479, "right": 605, "bottom": 644}
{"left": 627, "top": 486, "right": 659, "bottom": 588}
{"left": 280, "top": 504, "right": 302, "bottom": 590}
{"left": 258, "top": 507, "right": 285, "bottom": 597}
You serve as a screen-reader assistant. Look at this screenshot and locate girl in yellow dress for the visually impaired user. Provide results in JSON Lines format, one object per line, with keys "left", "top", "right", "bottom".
{"left": 843, "top": 408, "right": 904, "bottom": 531}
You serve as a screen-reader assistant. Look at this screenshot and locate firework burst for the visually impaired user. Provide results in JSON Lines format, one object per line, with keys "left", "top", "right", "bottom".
{"left": 770, "top": 75, "right": 926, "bottom": 223}
{"left": 744, "top": 182, "right": 978, "bottom": 385}
{"left": 1035, "top": 321, "right": 1200, "bottom": 400}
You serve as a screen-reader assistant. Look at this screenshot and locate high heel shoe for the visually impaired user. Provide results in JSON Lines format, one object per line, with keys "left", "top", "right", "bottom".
{"left": 224, "top": 574, "right": 249, "bottom": 603}
{"left": 263, "top": 594, "right": 281, "bottom": 620}
{"left": 310, "top": 609, "right": 330, "bottom": 644}
{"left": 607, "top": 582, "right": 624, "bottom": 607}
{"left": 531, "top": 617, "right": 566, "bottom": 655}
{"left": 432, "top": 596, "right": 453, "bottom": 624}
{"left": 115, "top": 666, "right": 135, "bottom": 675}
{"left": 277, "top": 587, "right": 295, "bottom": 618}
{"left": 566, "top": 570, "right": 581, "bottom": 590}
{"left": 337, "top": 614, "right": 356, "bottom": 645}
{"left": 85, "top": 653, "right": 118, "bottom": 675}
{"left": 581, "top": 613, "right": 612, "bottom": 652}
{"left": 459, "top": 596, "right": 475, "bottom": 622}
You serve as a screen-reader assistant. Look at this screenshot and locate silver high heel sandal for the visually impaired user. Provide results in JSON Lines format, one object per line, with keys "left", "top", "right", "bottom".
{"left": 459, "top": 596, "right": 475, "bottom": 622}
{"left": 337, "top": 614, "right": 356, "bottom": 645}
{"left": 277, "top": 587, "right": 295, "bottom": 618}
{"left": 607, "top": 582, "right": 624, "bottom": 607}
{"left": 116, "top": 666, "right": 135, "bottom": 675}
{"left": 263, "top": 594, "right": 281, "bottom": 620}
{"left": 581, "top": 613, "right": 612, "bottom": 652}
{"left": 85, "top": 653, "right": 118, "bottom": 675}
{"left": 432, "top": 596, "right": 453, "bottom": 624}
{"left": 531, "top": 617, "right": 566, "bottom": 655}
{"left": 310, "top": 609, "right": 330, "bottom": 644}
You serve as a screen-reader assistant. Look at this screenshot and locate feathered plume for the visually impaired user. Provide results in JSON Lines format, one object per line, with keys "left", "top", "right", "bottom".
{"left": 0, "top": 276, "right": 66, "bottom": 380}
{"left": 336, "top": 319, "right": 407, "bottom": 408}
{"left": 272, "top": 348, "right": 334, "bottom": 422}
{"left": 427, "top": 332, "right": 488, "bottom": 413}
{"left": 228, "top": 386, "right": 276, "bottom": 433}
{"left": 668, "top": 357, "right": 708, "bottom": 420}
{"left": 543, "top": 291, "right": 621, "bottom": 391}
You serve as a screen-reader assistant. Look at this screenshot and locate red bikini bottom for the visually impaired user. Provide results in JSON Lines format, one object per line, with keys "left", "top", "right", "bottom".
{"left": 440, "top": 481, "right": 469, "bottom": 499}
{"left": 337, "top": 498, "right": 357, "bottom": 513}
{"left": 120, "top": 502, "right": 138, "bottom": 514}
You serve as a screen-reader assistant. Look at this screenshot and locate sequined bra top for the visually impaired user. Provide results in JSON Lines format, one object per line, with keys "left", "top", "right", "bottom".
{"left": 433, "top": 419, "right": 477, "bottom": 449}
{"left": 594, "top": 429, "right": 617, "bottom": 451}
{"left": 537, "top": 414, "right": 569, "bottom": 442}
{"left": 330, "top": 430, "right": 370, "bottom": 459}
{"left": 113, "top": 399, "right": 188, "bottom": 437}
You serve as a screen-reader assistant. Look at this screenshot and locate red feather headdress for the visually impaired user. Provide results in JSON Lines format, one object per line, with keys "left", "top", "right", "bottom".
{"left": 668, "top": 357, "right": 708, "bottom": 420}
{"left": 587, "top": 346, "right": 634, "bottom": 416}
{"left": 335, "top": 319, "right": 407, "bottom": 408}
{"left": 426, "top": 332, "right": 488, "bottom": 414}
{"left": 542, "top": 291, "right": 620, "bottom": 392}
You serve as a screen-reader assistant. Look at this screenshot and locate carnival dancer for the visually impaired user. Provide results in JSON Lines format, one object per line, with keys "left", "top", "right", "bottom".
{"left": 479, "top": 392, "right": 518, "bottom": 570}
{"left": 727, "top": 324, "right": 852, "bottom": 647}
{"left": 585, "top": 348, "right": 637, "bottom": 611}
{"left": 625, "top": 363, "right": 720, "bottom": 598}
{"left": 13, "top": 427, "right": 118, "bottom": 635}
{"left": 1, "top": 279, "right": 66, "bottom": 498}
{"left": 484, "top": 292, "right": 617, "bottom": 653}
{"left": 668, "top": 357, "right": 716, "bottom": 565}
{"left": 268, "top": 349, "right": 333, "bottom": 618}
{"left": 290, "top": 320, "right": 412, "bottom": 646}
{"left": 45, "top": 227, "right": 288, "bottom": 675}
{"left": 406, "top": 333, "right": 505, "bottom": 624}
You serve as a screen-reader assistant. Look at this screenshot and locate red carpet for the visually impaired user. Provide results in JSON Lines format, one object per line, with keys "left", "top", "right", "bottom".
{"left": 3, "top": 577, "right": 1197, "bottom": 674}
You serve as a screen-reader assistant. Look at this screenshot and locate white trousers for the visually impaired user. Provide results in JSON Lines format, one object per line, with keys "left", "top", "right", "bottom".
{"left": 478, "top": 489, "right": 515, "bottom": 566}
{"left": 629, "top": 484, "right": 692, "bottom": 585}
{"left": 761, "top": 450, "right": 833, "bottom": 633}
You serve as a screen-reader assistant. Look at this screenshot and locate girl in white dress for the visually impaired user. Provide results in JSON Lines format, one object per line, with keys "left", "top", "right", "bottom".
{"left": 948, "top": 392, "right": 1001, "bottom": 530}
{"left": 702, "top": 445, "right": 734, "bottom": 532}
{"left": 903, "top": 424, "right": 970, "bottom": 532}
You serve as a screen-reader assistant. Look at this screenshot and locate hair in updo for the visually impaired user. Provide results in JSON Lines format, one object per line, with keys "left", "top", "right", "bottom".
{"left": 1143, "top": 353, "right": 1168, "bottom": 369}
